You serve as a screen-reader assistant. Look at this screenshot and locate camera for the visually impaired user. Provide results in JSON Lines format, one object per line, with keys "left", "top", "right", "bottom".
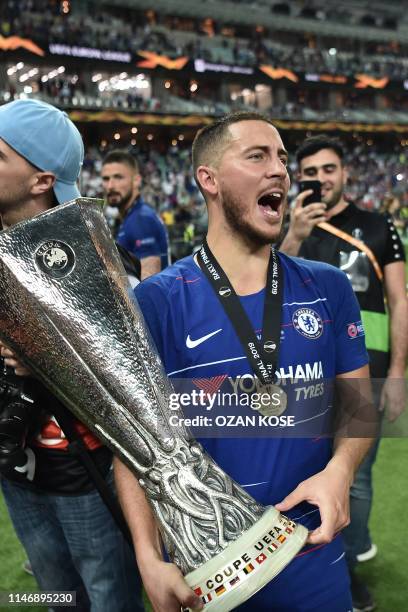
{"left": 0, "top": 361, "right": 37, "bottom": 480}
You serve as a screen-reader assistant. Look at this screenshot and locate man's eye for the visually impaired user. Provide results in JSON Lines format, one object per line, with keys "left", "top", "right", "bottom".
{"left": 280, "top": 157, "right": 288, "bottom": 166}
{"left": 249, "top": 152, "right": 263, "bottom": 160}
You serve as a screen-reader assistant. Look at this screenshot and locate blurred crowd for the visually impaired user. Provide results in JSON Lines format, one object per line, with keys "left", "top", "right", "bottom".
{"left": 2, "top": 0, "right": 407, "bottom": 260}
{"left": 2, "top": 0, "right": 408, "bottom": 80}
{"left": 80, "top": 141, "right": 408, "bottom": 261}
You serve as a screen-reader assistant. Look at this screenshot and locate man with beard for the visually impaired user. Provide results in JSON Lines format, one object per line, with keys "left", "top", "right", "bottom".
{"left": 280, "top": 134, "right": 407, "bottom": 612}
{"left": 114, "top": 113, "right": 375, "bottom": 611}
{"left": 0, "top": 99, "right": 144, "bottom": 612}
{"left": 101, "top": 150, "right": 169, "bottom": 279}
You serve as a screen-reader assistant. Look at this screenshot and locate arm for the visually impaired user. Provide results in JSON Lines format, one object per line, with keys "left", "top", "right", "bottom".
{"left": 141, "top": 255, "right": 161, "bottom": 280}
{"left": 280, "top": 191, "right": 327, "bottom": 256}
{"left": 122, "top": 282, "right": 203, "bottom": 610}
{"left": 140, "top": 214, "right": 169, "bottom": 279}
{"left": 276, "top": 364, "right": 374, "bottom": 545}
{"left": 380, "top": 261, "right": 408, "bottom": 421}
{"left": 114, "top": 457, "right": 203, "bottom": 612}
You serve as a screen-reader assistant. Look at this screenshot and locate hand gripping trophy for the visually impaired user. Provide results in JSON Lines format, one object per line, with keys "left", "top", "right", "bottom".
{"left": 0, "top": 199, "right": 307, "bottom": 611}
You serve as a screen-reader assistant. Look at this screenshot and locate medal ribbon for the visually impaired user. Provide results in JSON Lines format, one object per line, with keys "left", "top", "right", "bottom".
{"left": 197, "top": 239, "right": 284, "bottom": 385}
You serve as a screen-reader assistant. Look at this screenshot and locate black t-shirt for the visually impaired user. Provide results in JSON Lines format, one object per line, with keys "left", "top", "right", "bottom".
{"left": 299, "top": 203, "right": 405, "bottom": 314}
{"left": 30, "top": 445, "right": 113, "bottom": 495}
{"left": 298, "top": 203, "right": 405, "bottom": 377}
{"left": 0, "top": 376, "right": 113, "bottom": 495}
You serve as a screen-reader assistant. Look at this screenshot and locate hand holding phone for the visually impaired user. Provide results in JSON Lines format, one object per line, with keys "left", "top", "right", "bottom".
{"left": 298, "top": 180, "right": 322, "bottom": 207}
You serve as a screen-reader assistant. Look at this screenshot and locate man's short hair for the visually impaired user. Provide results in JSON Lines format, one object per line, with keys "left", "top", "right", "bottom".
{"left": 192, "top": 111, "right": 275, "bottom": 178}
{"left": 296, "top": 135, "right": 344, "bottom": 166}
{"left": 102, "top": 150, "right": 139, "bottom": 173}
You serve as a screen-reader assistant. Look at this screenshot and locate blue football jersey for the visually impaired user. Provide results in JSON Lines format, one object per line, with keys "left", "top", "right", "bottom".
{"left": 135, "top": 252, "right": 366, "bottom": 610}
{"left": 117, "top": 196, "right": 169, "bottom": 269}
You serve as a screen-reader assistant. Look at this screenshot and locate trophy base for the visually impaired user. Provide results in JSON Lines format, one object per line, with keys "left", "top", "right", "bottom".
{"left": 184, "top": 506, "right": 308, "bottom": 611}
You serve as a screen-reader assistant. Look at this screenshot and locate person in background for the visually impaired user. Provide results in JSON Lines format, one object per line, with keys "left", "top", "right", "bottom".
{"left": 280, "top": 134, "right": 407, "bottom": 612}
{"left": 0, "top": 99, "right": 144, "bottom": 612}
{"left": 101, "top": 150, "right": 170, "bottom": 278}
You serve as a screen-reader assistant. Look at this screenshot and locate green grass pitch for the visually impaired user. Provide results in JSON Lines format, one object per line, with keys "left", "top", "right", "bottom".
{"left": 1, "top": 438, "right": 407, "bottom": 611}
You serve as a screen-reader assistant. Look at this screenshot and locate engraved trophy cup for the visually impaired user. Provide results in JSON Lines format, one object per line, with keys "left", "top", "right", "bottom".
{"left": 0, "top": 199, "right": 307, "bottom": 611}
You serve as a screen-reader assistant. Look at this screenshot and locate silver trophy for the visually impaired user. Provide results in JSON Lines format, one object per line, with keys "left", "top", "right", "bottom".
{"left": 0, "top": 199, "right": 307, "bottom": 611}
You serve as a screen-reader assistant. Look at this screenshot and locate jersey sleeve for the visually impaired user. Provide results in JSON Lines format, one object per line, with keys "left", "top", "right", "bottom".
{"left": 134, "top": 279, "right": 168, "bottom": 362}
{"left": 330, "top": 269, "right": 369, "bottom": 374}
{"left": 382, "top": 213, "right": 406, "bottom": 266}
{"left": 137, "top": 216, "right": 168, "bottom": 261}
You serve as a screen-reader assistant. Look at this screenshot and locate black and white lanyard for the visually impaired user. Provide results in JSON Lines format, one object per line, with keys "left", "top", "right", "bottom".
{"left": 197, "top": 239, "right": 283, "bottom": 385}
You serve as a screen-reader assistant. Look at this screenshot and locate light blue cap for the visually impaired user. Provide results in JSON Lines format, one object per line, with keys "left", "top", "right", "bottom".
{"left": 0, "top": 99, "right": 84, "bottom": 205}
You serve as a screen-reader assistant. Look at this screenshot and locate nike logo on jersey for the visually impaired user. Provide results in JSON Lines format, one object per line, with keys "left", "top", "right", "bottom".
{"left": 186, "top": 328, "right": 222, "bottom": 348}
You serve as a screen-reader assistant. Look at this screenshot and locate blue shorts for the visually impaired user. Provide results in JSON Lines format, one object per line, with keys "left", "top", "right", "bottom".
{"left": 236, "top": 535, "right": 352, "bottom": 611}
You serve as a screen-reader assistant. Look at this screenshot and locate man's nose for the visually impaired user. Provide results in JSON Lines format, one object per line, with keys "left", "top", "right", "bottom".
{"left": 266, "top": 157, "right": 287, "bottom": 178}
{"left": 316, "top": 169, "right": 326, "bottom": 183}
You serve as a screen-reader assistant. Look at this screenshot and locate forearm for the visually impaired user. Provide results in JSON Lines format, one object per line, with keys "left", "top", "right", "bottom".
{"left": 330, "top": 436, "right": 373, "bottom": 483}
{"left": 113, "top": 456, "right": 163, "bottom": 566}
{"left": 114, "top": 457, "right": 203, "bottom": 612}
{"left": 141, "top": 255, "right": 161, "bottom": 279}
{"left": 388, "top": 298, "right": 408, "bottom": 375}
{"left": 279, "top": 229, "right": 303, "bottom": 256}
{"left": 332, "top": 365, "right": 375, "bottom": 478}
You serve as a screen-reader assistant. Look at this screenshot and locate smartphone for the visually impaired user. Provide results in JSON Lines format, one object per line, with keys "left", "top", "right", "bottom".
{"left": 298, "top": 180, "right": 322, "bottom": 206}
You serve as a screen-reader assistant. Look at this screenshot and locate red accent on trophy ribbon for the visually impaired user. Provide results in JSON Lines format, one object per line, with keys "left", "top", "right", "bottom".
{"left": 256, "top": 553, "right": 267, "bottom": 564}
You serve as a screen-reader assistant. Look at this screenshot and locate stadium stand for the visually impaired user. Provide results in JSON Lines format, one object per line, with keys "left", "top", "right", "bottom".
{"left": 0, "top": 0, "right": 407, "bottom": 261}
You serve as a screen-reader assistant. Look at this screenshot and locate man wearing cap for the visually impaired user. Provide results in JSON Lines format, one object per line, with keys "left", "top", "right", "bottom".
{"left": 0, "top": 99, "right": 144, "bottom": 612}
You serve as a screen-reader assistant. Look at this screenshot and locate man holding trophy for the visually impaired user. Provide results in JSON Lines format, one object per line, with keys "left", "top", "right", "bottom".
{"left": 0, "top": 99, "right": 144, "bottom": 612}
{"left": 114, "top": 113, "right": 374, "bottom": 611}
{"left": 0, "top": 104, "right": 375, "bottom": 612}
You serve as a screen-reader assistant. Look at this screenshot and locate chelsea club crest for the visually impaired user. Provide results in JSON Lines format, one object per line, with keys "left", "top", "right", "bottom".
{"left": 292, "top": 308, "right": 323, "bottom": 340}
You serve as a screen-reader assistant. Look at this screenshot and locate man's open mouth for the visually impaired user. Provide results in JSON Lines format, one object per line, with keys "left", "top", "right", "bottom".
{"left": 257, "top": 192, "right": 283, "bottom": 217}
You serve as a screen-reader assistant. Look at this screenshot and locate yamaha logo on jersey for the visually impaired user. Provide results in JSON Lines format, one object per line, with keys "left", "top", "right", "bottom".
{"left": 35, "top": 240, "right": 75, "bottom": 279}
{"left": 292, "top": 308, "right": 323, "bottom": 339}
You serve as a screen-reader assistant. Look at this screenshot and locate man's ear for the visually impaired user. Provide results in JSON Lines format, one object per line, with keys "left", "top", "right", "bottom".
{"left": 196, "top": 165, "right": 218, "bottom": 197}
{"left": 134, "top": 173, "right": 142, "bottom": 191}
{"left": 342, "top": 165, "right": 349, "bottom": 185}
{"left": 31, "top": 171, "right": 56, "bottom": 197}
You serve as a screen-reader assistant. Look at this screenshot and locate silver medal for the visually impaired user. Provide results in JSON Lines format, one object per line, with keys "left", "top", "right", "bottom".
{"left": 256, "top": 384, "right": 287, "bottom": 417}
